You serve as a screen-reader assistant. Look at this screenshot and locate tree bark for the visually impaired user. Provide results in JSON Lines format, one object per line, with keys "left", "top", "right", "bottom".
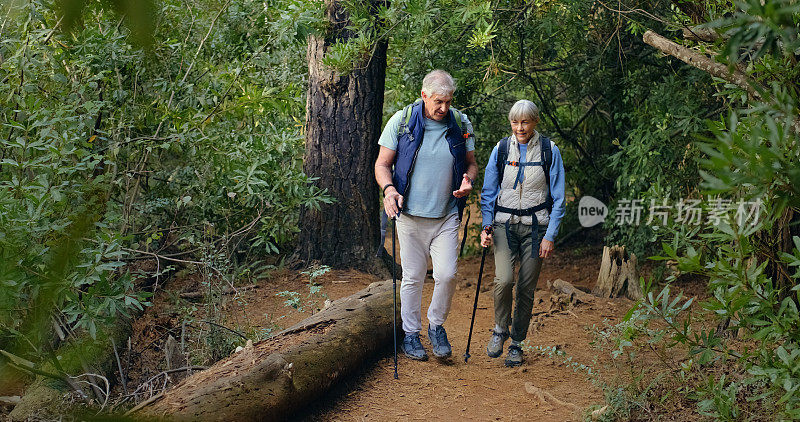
{"left": 593, "top": 245, "right": 642, "bottom": 301}
{"left": 642, "top": 30, "right": 761, "bottom": 100}
{"left": 132, "top": 280, "right": 399, "bottom": 422}
{"left": 296, "top": 0, "right": 388, "bottom": 272}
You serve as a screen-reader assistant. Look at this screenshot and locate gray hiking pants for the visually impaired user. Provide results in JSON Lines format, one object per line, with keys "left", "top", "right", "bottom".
{"left": 493, "top": 222, "right": 546, "bottom": 342}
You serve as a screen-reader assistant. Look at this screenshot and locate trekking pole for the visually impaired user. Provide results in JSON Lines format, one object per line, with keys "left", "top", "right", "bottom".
{"left": 464, "top": 244, "right": 488, "bottom": 363}
{"left": 391, "top": 216, "right": 399, "bottom": 379}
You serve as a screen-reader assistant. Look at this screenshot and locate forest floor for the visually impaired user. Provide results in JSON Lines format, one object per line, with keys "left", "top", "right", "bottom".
{"left": 2, "top": 230, "right": 704, "bottom": 421}
{"left": 298, "top": 242, "right": 633, "bottom": 422}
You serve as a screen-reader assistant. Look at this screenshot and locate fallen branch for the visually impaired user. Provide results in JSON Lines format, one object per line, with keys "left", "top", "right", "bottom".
{"left": 0, "top": 350, "right": 90, "bottom": 404}
{"left": 682, "top": 27, "right": 719, "bottom": 42}
{"left": 0, "top": 396, "right": 21, "bottom": 406}
{"left": 524, "top": 382, "right": 580, "bottom": 411}
{"left": 548, "top": 279, "right": 595, "bottom": 304}
{"left": 180, "top": 283, "right": 257, "bottom": 300}
{"left": 591, "top": 405, "right": 610, "bottom": 420}
{"left": 643, "top": 30, "right": 761, "bottom": 99}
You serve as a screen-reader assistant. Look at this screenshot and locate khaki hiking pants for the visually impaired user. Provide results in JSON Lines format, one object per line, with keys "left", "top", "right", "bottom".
{"left": 493, "top": 222, "right": 546, "bottom": 342}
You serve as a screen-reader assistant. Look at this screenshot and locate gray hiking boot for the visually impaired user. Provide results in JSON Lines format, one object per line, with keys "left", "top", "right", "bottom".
{"left": 486, "top": 330, "right": 509, "bottom": 358}
{"left": 428, "top": 324, "right": 452, "bottom": 358}
{"left": 504, "top": 344, "right": 524, "bottom": 367}
{"left": 401, "top": 333, "right": 428, "bottom": 361}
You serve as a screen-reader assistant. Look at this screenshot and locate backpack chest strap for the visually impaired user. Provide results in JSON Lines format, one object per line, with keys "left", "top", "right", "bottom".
{"left": 506, "top": 160, "right": 544, "bottom": 167}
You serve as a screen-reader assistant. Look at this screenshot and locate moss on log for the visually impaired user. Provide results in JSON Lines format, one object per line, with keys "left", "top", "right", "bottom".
{"left": 9, "top": 319, "right": 134, "bottom": 421}
{"left": 133, "top": 280, "right": 398, "bottom": 422}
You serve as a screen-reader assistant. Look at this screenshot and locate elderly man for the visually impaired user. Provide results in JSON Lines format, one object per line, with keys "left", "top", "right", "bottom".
{"left": 375, "top": 70, "right": 478, "bottom": 361}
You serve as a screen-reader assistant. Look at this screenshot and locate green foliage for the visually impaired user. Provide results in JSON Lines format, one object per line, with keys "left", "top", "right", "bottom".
{"left": 589, "top": 0, "right": 800, "bottom": 418}
{"left": 0, "top": 0, "right": 330, "bottom": 367}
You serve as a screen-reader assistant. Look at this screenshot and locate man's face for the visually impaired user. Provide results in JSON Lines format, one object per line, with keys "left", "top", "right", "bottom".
{"left": 421, "top": 91, "right": 452, "bottom": 121}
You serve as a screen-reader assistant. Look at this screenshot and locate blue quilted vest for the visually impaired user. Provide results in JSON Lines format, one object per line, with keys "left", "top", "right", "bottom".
{"left": 392, "top": 100, "right": 468, "bottom": 218}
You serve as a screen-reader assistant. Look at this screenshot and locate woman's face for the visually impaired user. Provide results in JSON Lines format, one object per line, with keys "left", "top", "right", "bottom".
{"left": 510, "top": 117, "right": 538, "bottom": 143}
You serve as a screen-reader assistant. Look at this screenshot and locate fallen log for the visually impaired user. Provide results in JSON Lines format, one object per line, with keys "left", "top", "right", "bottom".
{"left": 8, "top": 318, "right": 135, "bottom": 420}
{"left": 132, "top": 280, "right": 399, "bottom": 422}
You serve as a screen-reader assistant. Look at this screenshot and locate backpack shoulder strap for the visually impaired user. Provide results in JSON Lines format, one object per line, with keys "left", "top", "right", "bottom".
{"left": 451, "top": 108, "right": 472, "bottom": 140}
{"left": 452, "top": 109, "right": 463, "bottom": 130}
{"left": 540, "top": 136, "right": 554, "bottom": 210}
{"left": 397, "top": 103, "right": 414, "bottom": 137}
{"left": 497, "top": 137, "right": 510, "bottom": 183}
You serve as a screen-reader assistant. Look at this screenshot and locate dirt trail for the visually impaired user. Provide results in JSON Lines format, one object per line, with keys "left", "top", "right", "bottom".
{"left": 300, "top": 245, "right": 633, "bottom": 421}
{"left": 114, "top": 232, "right": 635, "bottom": 421}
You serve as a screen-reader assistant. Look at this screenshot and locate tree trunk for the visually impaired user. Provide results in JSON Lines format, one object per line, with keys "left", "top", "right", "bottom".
{"left": 593, "top": 245, "right": 642, "bottom": 301}
{"left": 296, "top": 0, "right": 388, "bottom": 272}
{"left": 132, "top": 280, "right": 399, "bottom": 422}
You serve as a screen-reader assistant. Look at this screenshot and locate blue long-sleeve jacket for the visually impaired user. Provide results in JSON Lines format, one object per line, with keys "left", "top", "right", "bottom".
{"left": 480, "top": 139, "right": 566, "bottom": 242}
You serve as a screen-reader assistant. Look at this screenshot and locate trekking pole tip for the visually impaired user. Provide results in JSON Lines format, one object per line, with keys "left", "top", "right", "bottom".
{"left": 463, "top": 352, "right": 470, "bottom": 363}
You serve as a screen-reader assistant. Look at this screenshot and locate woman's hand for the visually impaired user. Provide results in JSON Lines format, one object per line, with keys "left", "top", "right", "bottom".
{"left": 539, "top": 238, "right": 554, "bottom": 258}
{"left": 480, "top": 228, "right": 493, "bottom": 247}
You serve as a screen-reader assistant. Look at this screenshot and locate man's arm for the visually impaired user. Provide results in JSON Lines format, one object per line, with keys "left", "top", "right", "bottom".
{"left": 375, "top": 146, "right": 403, "bottom": 218}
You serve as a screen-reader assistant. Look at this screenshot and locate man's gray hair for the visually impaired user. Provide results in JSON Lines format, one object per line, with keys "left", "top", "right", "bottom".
{"left": 421, "top": 70, "right": 456, "bottom": 96}
{"left": 508, "top": 100, "right": 540, "bottom": 122}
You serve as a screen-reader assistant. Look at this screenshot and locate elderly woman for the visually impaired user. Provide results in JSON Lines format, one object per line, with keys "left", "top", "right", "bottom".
{"left": 479, "top": 99, "right": 566, "bottom": 366}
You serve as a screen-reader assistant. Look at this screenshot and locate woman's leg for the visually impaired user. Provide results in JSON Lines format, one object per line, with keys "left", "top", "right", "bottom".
{"left": 510, "top": 224, "right": 544, "bottom": 343}
{"left": 492, "top": 222, "right": 518, "bottom": 331}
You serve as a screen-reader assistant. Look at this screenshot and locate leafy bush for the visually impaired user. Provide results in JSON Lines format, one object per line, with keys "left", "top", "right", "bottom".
{"left": 0, "top": 0, "right": 329, "bottom": 363}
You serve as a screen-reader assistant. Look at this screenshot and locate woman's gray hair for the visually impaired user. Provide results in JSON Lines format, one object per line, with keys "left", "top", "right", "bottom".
{"left": 508, "top": 100, "right": 540, "bottom": 122}
{"left": 421, "top": 70, "right": 456, "bottom": 96}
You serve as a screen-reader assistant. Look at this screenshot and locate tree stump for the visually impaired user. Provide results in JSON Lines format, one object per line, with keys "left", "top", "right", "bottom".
{"left": 593, "top": 245, "right": 642, "bottom": 300}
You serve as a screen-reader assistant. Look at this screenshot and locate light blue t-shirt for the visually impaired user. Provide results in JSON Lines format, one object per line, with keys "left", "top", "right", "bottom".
{"left": 379, "top": 109, "right": 476, "bottom": 218}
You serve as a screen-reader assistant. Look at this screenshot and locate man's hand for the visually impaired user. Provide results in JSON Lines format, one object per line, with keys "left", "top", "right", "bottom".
{"left": 452, "top": 173, "right": 473, "bottom": 198}
{"left": 383, "top": 187, "right": 404, "bottom": 218}
{"left": 480, "top": 230, "right": 493, "bottom": 247}
{"left": 539, "top": 238, "right": 554, "bottom": 259}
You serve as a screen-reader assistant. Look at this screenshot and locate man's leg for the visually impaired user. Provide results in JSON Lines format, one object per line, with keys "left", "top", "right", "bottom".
{"left": 509, "top": 224, "right": 544, "bottom": 343}
{"left": 395, "top": 214, "right": 429, "bottom": 335}
{"left": 427, "top": 213, "right": 460, "bottom": 327}
{"left": 426, "top": 213, "right": 460, "bottom": 358}
{"left": 395, "top": 214, "right": 433, "bottom": 360}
